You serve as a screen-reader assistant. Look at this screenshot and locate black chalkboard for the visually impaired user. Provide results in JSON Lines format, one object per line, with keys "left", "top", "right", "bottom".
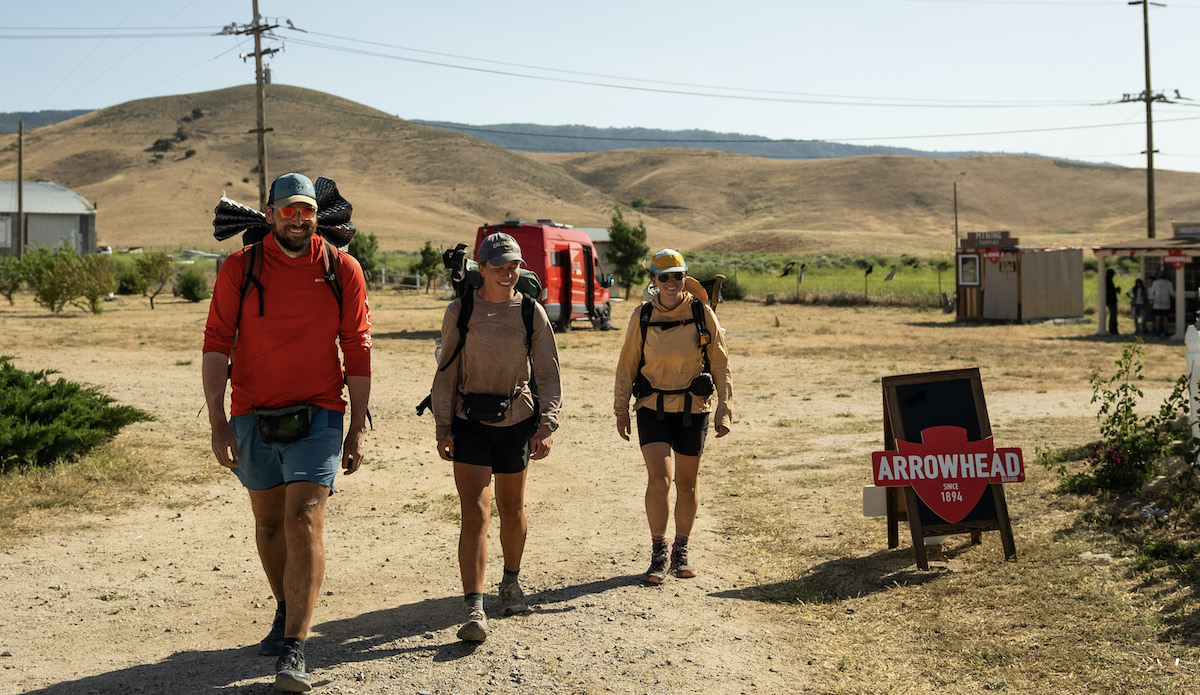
{"left": 879, "top": 368, "right": 1016, "bottom": 568}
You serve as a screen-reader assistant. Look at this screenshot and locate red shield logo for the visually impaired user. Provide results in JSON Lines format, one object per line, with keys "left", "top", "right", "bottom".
{"left": 871, "top": 426, "right": 1023, "bottom": 523}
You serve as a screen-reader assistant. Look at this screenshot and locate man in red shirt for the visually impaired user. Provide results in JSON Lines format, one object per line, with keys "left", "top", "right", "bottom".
{"left": 202, "top": 172, "right": 371, "bottom": 692}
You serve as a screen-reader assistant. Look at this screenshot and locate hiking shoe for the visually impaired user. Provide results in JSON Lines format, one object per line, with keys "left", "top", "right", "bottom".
{"left": 273, "top": 643, "right": 311, "bottom": 692}
{"left": 643, "top": 541, "right": 669, "bottom": 585}
{"left": 499, "top": 580, "right": 529, "bottom": 616}
{"left": 258, "top": 603, "right": 286, "bottom": 656}
{"left": 457, "top": 604, "right": 489, "bottom": 643}
{"left": 670, "top": 545, "right": 696, "bottom": 579}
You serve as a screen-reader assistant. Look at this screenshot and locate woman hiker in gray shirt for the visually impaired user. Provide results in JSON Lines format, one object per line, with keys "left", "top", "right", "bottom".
{"left": 431, "top": 232, "right": 562, "bottom": 643}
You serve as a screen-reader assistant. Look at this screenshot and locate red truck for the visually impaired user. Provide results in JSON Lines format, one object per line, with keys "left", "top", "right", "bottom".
{"left": 473, "top": 219, "right": 614, "bottom": 332}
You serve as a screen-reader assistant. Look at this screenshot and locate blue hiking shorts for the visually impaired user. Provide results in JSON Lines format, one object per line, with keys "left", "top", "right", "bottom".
{"left": 230, "top": 408, "right": 343, "bottom": 492}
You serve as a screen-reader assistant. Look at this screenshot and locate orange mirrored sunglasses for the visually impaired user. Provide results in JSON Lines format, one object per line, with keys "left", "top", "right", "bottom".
{"left": 276, "top": 205, "right": 316, "bottom": 220}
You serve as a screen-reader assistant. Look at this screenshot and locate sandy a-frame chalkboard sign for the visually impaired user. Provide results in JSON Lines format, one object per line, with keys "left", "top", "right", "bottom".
{"left": 880, "top": 367, "right": 1017, "bottom": 570}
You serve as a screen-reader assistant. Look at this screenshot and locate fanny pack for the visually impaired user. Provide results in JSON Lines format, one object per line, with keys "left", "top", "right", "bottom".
{"left": 461, "top": 392, "right": 514, "bottom": 424}
{"left": 252, "top": 404, "right": 319, "bottom": 444}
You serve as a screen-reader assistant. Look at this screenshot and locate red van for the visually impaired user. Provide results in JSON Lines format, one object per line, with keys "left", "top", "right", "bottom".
{"left": 475, "top": 219, "right": 614, "bottom": 331}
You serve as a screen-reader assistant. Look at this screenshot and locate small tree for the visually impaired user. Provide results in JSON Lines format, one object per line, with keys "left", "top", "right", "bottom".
{"left": 26, "top": 243, "right": 83, "bottom": 313}
{"left": 0, "top": 255, "right": 22, "bottom": 304}
{"left": 347, "top": 232, "right": 380, "bottom": 282}
{"left": 135, "top": 251, "right": 173, "bottom": 309}
{"left": 606, "top": 207, "right": 650, "bottom": 299}
{"left": 74, "top": 253, "right": 117, "bottom": 315}
{"left": 414, "top": 241, "right": 443, "bottom": 293}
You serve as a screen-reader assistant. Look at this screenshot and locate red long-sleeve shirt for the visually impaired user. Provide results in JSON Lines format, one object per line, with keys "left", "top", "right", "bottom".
{"left": 203, "top": 233, "right": 372, "bottom": 416}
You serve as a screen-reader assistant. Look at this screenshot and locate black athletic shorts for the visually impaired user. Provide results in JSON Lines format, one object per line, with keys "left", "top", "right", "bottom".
{"left": 451, "top": 415, "right": 537, "bottom": 474}
{"left": 636, "top": 408, "right": 709, "bottom": 457}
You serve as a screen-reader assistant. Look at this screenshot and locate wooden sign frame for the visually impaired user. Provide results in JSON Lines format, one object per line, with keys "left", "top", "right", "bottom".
{"left": 880, "top": 367, "right": 1017, "bottom": 570}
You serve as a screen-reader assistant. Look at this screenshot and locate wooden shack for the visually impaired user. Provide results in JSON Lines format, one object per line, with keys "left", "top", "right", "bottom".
{"left": 956, "top": 231, "right": 1083, "bottom": 322}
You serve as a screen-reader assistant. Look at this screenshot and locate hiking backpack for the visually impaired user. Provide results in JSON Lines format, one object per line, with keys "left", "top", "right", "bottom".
{"left": 632, "top": 299, "right": 714, "bottom": 425}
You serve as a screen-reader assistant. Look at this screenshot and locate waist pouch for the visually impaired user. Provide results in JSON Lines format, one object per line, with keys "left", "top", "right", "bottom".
{"left": 252, "top": 404, "right": 319, "bottom": 444}
{"left": 461, "top": 392, "right": 513, "bottom": 424}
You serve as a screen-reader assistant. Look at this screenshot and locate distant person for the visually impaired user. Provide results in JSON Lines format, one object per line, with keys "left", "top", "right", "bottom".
{"left": 431, "top": 232, "right": 562, "bottom": 643}
{"left": 1149, "top": 270, "right": 1175, "bottom": 337}
{"left": 1105, "top": 269, "right": 1119, "bottom": 335}
{"left": 203, "top": 172, "right": 372, "bottom": 692}
{"left": 1127, "top": 277, "right": 1148, "bottom": 336}
{"left": 613, "top": 249, "right": 733, "bottom": 585}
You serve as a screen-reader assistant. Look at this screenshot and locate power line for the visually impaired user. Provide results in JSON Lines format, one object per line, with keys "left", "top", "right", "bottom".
{"left": 297, "top": 30, "right": 1095, "bottom": 107}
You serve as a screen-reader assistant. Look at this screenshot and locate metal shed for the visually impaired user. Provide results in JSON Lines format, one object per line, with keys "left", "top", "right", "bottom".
{"left": 956, "top": 231, "right": 1083, "bottom": 322}
{"left": 0, "top": 181, "right": 97, "bottom": 256}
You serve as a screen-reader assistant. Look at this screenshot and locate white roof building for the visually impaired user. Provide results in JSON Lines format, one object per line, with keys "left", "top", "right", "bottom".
{"left": 0, "top": 181, "right": 97, "bottom": 256}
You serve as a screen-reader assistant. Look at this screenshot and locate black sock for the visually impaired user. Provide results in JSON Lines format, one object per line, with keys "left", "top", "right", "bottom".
{"left": 464, "top": 592, "right": 484, "bottom": 608}
{"left": 282, "top": 637, "right": 303, "bottom": 652}
{"left": 502, "top": 568, "right": 520, "bottom": 583}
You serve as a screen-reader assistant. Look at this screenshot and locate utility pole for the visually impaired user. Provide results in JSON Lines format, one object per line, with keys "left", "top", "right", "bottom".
{"left": 218, "top": 1, "right": 280, "bottom": 209}
{"left": 16, "top": 120, "right": 23, "bottom": 260}
{"left": 1127, "top": 1, "right": 1167, "bottom": 238}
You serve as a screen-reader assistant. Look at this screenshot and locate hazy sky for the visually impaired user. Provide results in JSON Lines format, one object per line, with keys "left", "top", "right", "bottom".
{"left": 4, "top": 0, "right": 1200, "bottom": 171}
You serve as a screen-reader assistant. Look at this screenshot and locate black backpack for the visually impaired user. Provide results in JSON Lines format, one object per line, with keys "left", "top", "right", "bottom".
{"left": 632, "top": 299, "right": 714, "bottom": 426}
{"left": 415, "top": 290, "right": 537, "bottom": 417}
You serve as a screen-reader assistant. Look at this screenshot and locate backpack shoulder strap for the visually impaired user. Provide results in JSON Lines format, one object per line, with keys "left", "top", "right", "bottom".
{"left": 436, "top": 291, "right": 474, "bottom": 373}
{"left": 320, "top": 238, "right": 343, "bottom": 317}
{"left": 521, "top": 294, "right": 535, "bottom": 358}
{"left": 692, "top": 299, "right": 712, "bottom": 373}
{"left": 236, "top": 241, "right": 265, "bottom": 327}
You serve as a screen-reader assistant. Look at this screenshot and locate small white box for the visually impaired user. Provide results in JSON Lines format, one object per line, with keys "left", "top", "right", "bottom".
{"left": 862, "top": 485, "right": 887, "bottom": 517}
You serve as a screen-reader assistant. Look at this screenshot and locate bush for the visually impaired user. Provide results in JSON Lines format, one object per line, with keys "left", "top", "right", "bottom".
{"left": 116, "top": 263, "right": 147, "bottom": 295}
{"left": 150, "top": 138, "right": 174, "bottom": 152}
{"left": 0, "top": 255, "right": 22, "bottom": 304}
{"left": 25, "top": 243, "right": 82, "bottom": 313}
{"left": 1082, "top": 341, "right": 1190, "bottom": 493}
{"left": 175, "top": 265, "right": 210, "bottom": 302}
{"left": 0, "top": 356, "right": 153, "bottom": 471}
{"left": 74, "top": 254, "right": 116, "bottom": 314}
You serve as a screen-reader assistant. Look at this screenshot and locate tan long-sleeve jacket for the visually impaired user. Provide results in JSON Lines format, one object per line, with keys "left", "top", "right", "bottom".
{"left": 432, "top": 292, "right": 562, "bottom": 439}
{"left": 613, "top": 292, "right": 732, "bottom": 430}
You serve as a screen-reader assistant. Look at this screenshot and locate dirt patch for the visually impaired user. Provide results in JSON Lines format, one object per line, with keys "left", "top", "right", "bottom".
{"left": 0, "top": 293, "right": 1193, "bottom": 694}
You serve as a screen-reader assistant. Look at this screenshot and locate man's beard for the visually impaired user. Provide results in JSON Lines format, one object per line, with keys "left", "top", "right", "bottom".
{"left": 273, "top": 225, "right": 313, "bottom": 253}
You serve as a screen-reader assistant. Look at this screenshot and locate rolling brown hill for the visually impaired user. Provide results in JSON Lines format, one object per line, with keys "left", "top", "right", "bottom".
{"left": 2, "top": 84, "right": 1197, "bottom": 256}
{"left": 531, "top": 149, "right": 1200, "bottom": 256}
{"left": 0, "top": 85, "right": 664, "bottom": 251}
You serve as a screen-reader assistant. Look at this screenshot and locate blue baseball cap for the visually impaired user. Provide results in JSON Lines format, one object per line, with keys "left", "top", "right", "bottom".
{"left": 269, "top": 173, "right": 317, "bottom": 209}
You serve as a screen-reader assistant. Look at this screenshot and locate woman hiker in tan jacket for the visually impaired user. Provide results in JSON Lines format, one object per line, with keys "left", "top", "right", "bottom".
{"left": 614, "top": 249, "right": 733, "bottom": 585}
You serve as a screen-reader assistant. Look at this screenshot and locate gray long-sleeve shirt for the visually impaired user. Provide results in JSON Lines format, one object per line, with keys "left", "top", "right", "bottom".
{"left": 431, "top": 292, "right": 562, "bottom": 439}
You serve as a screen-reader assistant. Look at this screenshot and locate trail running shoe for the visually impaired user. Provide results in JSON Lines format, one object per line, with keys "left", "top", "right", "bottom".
{"left": 643, "top": 543, "right": 669, "bottom": 585}
{"left": 499, "top": 580, "right": 529, "bottom": 616}
{"left": 258, "top": 603, "right": 286, "bottom": 656}
{"left": 273, "top": 642, "right": 311, "bottom": 692}
{"left": 670, "top": 545, "right": 697, "bottom": 579}
{"left": 457, "top": 604, "right": 489, "bottom": 643}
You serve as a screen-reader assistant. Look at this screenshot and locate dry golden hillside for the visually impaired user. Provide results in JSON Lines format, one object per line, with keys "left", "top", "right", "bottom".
{"left": 0, "top": 85, "right": 666, "bottom": 252}
{"left": 532, "top": 150, "right": 1200, "bottom": 256}
{"left": 2, "top": 84, "right": 1197, "bottom": 256}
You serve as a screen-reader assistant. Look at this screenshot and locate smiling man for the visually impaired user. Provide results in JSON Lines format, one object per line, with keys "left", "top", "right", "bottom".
{"left": 202, "top": 173, "right": 372, "bottom": 692}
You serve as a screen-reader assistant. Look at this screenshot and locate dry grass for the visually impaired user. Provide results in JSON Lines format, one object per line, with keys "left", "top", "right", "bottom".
{"left": 2, "top": 289, "right": 1198, "bottom": 693}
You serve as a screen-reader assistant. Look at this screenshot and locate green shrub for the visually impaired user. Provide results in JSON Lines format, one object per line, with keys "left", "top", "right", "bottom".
{"left": 0, "top": 255, "right": 22, "bottom": 304}
{"left": 116, "top": 263, "right": 147, "bottom": 295}
{"left": 1083, "top": 341, "right": 1190, "bottom": 493}
{"left": 175, "top": 265, "right": 210, "bottom": 302}
{"left": 74, "top": 254, "right": 116, "bottom": 315}
{"left": 347, "top": 232, "right": 379, "bottom": 282}
{"left": 0, "top": 356, "right": 153, "bottom": 471}
{"left": 25, "top": 243, "right": 83, "bottom": 313}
